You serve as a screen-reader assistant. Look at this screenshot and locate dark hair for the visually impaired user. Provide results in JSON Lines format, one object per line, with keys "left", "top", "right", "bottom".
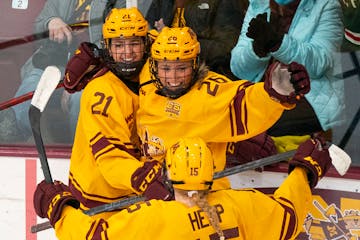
{"left": 103, "top": 0, "right": 118, "bottom": 22}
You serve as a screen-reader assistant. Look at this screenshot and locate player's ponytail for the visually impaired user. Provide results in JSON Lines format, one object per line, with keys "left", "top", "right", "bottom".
{"left": 190, "top": 191, "right": 225, "bottom": 240}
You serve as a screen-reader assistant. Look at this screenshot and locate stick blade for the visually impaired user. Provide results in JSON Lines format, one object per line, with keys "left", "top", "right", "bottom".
{"left": 329, "top": 144, "right": 352, "bottom": 176}
{"left": 126, "top": 0, "right": 137, "bottom": 8}
{"left": 31, "top": 66, "right": 61, "bottom": 112}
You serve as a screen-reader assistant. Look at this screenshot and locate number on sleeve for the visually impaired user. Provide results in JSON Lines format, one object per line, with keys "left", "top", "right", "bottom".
{"left": 91, "top": 92, "right": 113, "bottom": 117}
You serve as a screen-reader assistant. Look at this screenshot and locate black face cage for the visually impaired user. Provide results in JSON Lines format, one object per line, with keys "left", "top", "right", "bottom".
{"left": 101, "top": 36, "right": 150, "bottom": 80}
{"left": 149, "top": 56, "right": 200, "bottom": 99}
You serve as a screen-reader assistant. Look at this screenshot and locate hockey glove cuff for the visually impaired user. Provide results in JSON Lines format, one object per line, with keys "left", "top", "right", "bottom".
{"left": 288, "top": 137, "right": 331, "bottom": 188}
{"left": 63, "top": 42, "right": 103, "bottom": 93}
{"left": 131, "top": 161, "right": 174, "bottom": 201}
{"left": 33, "top": 180, "right": 80, "bottom": 227}
{"left": 264, "top": 61, "right": 310, "bottom": 105}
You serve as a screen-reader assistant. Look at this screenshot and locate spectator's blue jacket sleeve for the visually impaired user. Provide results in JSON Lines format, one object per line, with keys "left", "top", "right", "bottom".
{"left": 230, "top": 0, "right": 345, "bottom": 130}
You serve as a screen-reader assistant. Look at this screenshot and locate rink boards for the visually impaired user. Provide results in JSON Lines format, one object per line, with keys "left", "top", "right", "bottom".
{"left": 0, "top": 155, "right": 359, "bottom": 240}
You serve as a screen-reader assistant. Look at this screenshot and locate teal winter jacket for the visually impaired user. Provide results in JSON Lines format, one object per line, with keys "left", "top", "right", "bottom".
{"left": 230, "top": 0, "right": 345, "bottom": 130}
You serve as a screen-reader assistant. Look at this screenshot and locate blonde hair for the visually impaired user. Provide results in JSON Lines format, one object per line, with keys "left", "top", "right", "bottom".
{"left": 182, "top": 189, "right": 225, "bottom": 240}
{"left": 195, "top": 63, "right": 209, "bottom": 84}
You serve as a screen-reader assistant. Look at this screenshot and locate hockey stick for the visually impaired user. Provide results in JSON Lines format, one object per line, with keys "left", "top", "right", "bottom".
{"left": 0, "top": 83, "right": 63, "bottom": 111}
{"left": 29, "top": 66, "right": 62, "bottom": 183}
{"left": 214, "top": 142, "right": 352, "bottom": 179}
{"left": 126, "top": 0, "right": 138, "bottom": 8}
{"left": 328, "top": 144, "right": 352, "bottom": 176}
{"left": 31, "top": 143, "right": 352, "bottom": 233}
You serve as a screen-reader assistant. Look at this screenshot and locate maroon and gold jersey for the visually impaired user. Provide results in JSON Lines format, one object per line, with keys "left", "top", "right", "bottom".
{"left": 69, "top": 71, "right": 142, "bottom": 210}
{"left": 55, "top": 168, "right": 310, "bottom": 240}
{"left": 137, "top": 61, "right": 292, "bottom": 189}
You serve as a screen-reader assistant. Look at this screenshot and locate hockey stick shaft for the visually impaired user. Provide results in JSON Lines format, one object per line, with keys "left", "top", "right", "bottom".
{"left": 83, "top": 195, "right": 146, "bottom": 216}
{"left": 0, "top": 83, "right": 63, "bottom": 111}
{"left": 31, "top": 195, "right": 146, "bottom": 233}
{"left": 214, "top": 150, "right": 296, "bottom": 180}
{"left": 29, "top": 106, "right": 52, "bottom": 183}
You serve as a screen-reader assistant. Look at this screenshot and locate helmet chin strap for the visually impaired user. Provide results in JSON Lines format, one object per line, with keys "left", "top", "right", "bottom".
{"left": 111, "top": 59, "right": 145, "bottom": 79}
{"left": 160, "top": 86, "right": 189, "bottom": 99}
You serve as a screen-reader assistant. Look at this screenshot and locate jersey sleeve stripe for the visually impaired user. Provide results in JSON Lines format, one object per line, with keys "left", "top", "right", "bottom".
{"left": 90, "top": 133, "right": 140, "bottom": 159}
{"left": 88, "top": 219, "right": 109, "bottom": 240}
{"left": 209, "top": 227, "right": 240, "bottom": 239}
{"left": 91, "top": 135, "right": 112, "bottom": 156}
{"left": 276, "top": 197, "right": 298, "bottom": 240}
{"left": 232, "top": 87, "right": 248, "bottom": 136}
{"left": 69, "top": 173, "right": 134, "bottom": 208}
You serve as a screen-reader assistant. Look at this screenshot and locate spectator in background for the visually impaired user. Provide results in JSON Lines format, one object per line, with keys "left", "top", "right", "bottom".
{"left": 145, "top": 0, "right": 248, "bottom": 80}
{"left": 230, "top": 0, "right": 345, "bottom": 152}
{"left": 33, "top": 136, "right": 333, "bottom": 239}
{"left": 0, "top": 0, "right": 151, "bottom": 144}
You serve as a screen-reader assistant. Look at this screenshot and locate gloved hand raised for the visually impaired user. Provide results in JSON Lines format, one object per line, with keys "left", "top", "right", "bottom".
{"left": 63, "top": 42, "right": 104, "bottom": 93}
{"left": 33, "top": 180, "right": 80, "bottom": 227}
{"left": 264, "top": 61, "right": 310, "bottom": 105}
{"left": 131, "top": 161, "right": 173, "bottom": 201}
{"left": 288, "top": 137, "right": 331, "bottom": 188}
{"left": 246, "top": 12, "right": 285, "bottom": 57}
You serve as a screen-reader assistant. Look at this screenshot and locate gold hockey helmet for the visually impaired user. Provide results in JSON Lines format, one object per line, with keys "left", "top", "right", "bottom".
{"left": 151, "top": 27, "right": 200, "bottom": 61}
{"left": 165, "top": 137, "right": 214, "bottom": 190}
{"left": 102, "top": 7, "right": 148, "bottom": 39}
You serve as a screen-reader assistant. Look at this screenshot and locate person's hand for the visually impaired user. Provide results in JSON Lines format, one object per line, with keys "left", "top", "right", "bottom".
{"left": 288, "top": 137, "right": 331, "bottom": 188}
{"left": 33, "top": 180, "right": 79, "bottom": 227}
{"left": 264, "top": 61, "right": 310, "bottom": 105}
{"left": 131, "top": 161, "right": 173, "bottom": 201}
{"left": 154, "top": 18, "right": 165, "bottom": 32}
{"left": 63, "top": 42, "right": 103, "bottom": 93}
{"left": 48, "top": 17, "right": 73, "bottom": 44}
{"left": 246, "top": 12, "right": 285, "bottom": 57}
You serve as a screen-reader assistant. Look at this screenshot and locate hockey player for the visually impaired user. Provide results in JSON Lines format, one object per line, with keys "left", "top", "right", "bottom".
{"left": 64, "top": 7, "right": 171, "bottom": 218}
{"left": 135, "top": 26, "right": 311, "bottom": 189}
{"left": 33, "top": 136, "right": 332, "bottom": 239}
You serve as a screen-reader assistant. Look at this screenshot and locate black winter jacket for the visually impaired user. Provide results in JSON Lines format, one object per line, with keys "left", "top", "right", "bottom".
{"left": 146, "top": 0, "right": 248, "bottom": 80}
